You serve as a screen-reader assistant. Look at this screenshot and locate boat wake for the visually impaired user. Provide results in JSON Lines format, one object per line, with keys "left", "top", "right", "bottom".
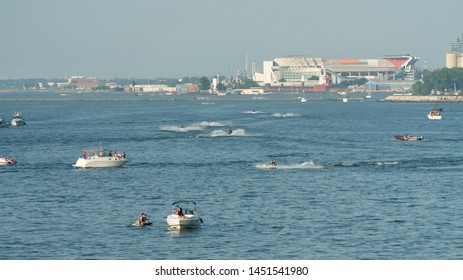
{"left": 244, "top": 110, "right": 264, "bottom": 114}
{"left": 272, "top": 112, "right": 298, "bottom": 118}
{"left": 199, "top": 121, "right": 226, "bottom": 127}
{"left": 255, "top": 161, "right": 323, "bottom": 170}
{"left": 160, "top": 124, "right": 205, "bottom": 132}
{"left": 208, "top": 128, "right": 247, "bottom": 137}
{"left": 330, "top": 161, "right": 400, "bottom": 168}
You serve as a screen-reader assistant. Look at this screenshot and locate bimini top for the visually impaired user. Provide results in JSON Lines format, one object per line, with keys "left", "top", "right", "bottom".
{"left": 171, "top": 200, "right": 197, "bottom": 206}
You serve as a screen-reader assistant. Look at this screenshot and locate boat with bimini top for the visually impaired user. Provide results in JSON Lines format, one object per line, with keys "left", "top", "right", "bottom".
{"left": 427, "top": 105, "right": 442, "bottom": 120}
{"left": 166, "top": 201, "right": 203, "bottom": 229}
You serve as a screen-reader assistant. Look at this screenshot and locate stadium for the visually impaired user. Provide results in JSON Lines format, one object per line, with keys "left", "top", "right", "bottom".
{"left": 252, "top": 54, "right": 419, "bottom": 90}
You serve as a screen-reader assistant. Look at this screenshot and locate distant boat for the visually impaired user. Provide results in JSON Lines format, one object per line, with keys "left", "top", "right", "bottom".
{"left": 427, "top": 105, "right": 442, "bottom": 120}
{"left": 300, "top": 92, "right": 307, "bottom": 103}
{"left": 394, "top": 134, "right": 424, "bottom": 141}
{"left": 0, "top": 117, "right": 10, "bottom": 128}
{"left": 11, "top": 112, "right": 25, "bottom": 126}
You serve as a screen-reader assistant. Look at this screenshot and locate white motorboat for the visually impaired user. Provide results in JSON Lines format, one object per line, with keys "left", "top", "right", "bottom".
{"left": 427, "top": 105, "right": 442, "bottom": 120}
{"left": 73, "top": 149, "right": 128, "bottom": 168}
{"left": 0, "top": 117, "right": 10, "bottom": 128}
{"left": 166, "top": 201, "right": 203, "bottom": 229}
{"left": 11, "top": 112, "right": 26, "bottom": 126}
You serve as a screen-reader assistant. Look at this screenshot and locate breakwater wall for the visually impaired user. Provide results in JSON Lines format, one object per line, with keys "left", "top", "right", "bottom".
{"left": 379, "top": 95, "right": 463, "bottom": 103}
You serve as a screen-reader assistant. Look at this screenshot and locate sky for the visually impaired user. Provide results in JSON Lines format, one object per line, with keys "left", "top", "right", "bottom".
{"left": 1, "top": 0, "right": 462, "bottom": 79}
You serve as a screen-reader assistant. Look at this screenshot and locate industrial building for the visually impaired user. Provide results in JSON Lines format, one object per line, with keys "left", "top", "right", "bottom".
{"left": 446, "top": 34, "right": 463, "bottom": 68}
{"left": 253, "top": 54, "right": 419, "bottom": 88}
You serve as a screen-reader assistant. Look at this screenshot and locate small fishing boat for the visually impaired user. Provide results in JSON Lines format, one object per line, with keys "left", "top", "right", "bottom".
{"left": 11, "top": 112, "right": 26, "bottom": 126}
{"left": 394, "top": 134, "right": 424, "bottom": 141}
{"left": 427, "top": 105, "right": 442, "bottom": 120}
{"left": 0, "top": 157, "right": 17, "bottom": 165}
{"left": 166, "top": 201, "right": 203, "bottom": 229}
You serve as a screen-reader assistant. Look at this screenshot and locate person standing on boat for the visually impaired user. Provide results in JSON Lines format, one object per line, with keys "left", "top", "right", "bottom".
{"left": 83, "top": 151, "right": 87, "bottom": 159}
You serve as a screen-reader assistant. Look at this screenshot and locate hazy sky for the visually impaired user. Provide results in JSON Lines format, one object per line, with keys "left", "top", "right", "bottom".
{"left": 1, "top": 0, "right": 462, "bottom": 79}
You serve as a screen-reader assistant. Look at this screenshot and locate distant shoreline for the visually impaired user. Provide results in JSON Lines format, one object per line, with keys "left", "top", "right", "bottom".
{"left": 0, "top": 97, "right": 365, "bottom": 102}
{"left": 2, "top": 92, "right": 462, "bottom": 102}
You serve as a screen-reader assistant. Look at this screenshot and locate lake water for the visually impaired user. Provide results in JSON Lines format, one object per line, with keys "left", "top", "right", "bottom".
{"left": 1, "top": 92, "right": 463, "bottom": 259}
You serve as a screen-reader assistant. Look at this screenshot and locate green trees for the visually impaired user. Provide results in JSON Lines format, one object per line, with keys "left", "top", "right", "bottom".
{"left": 336, "top": 78, "right": 368, "bottom": 88}
{"left": 411, "top": 68, "right": 463, "bottom": 95}
{"left": 197, "top": 76, "right": 211, "bottom": 91}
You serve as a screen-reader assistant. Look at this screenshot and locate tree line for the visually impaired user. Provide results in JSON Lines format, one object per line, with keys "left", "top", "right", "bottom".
{"left": 411, "top": 68, "right": 463, "bottom": 95}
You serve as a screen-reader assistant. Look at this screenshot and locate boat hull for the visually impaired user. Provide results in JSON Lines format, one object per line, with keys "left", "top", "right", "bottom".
{"left": 166, "top": 214, "right": 202, "bottom": 229}
{"left": 11, "top": 120, "right": 25, "bottom": 126}
{"left": 427, "top": 114, "right": 442, "bottom": 120}
{"left": 74, "top": 156, "right": 128, "bottom": 168}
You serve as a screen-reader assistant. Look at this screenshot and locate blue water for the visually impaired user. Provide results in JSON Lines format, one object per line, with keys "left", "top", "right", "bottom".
{"left": 1, "top": 92, "right": 463, "bottom": 259}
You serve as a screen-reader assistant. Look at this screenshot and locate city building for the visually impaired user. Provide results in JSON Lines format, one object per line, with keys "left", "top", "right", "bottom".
{"left": 446, "top": 34, "right": 463, "bottom": 68}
